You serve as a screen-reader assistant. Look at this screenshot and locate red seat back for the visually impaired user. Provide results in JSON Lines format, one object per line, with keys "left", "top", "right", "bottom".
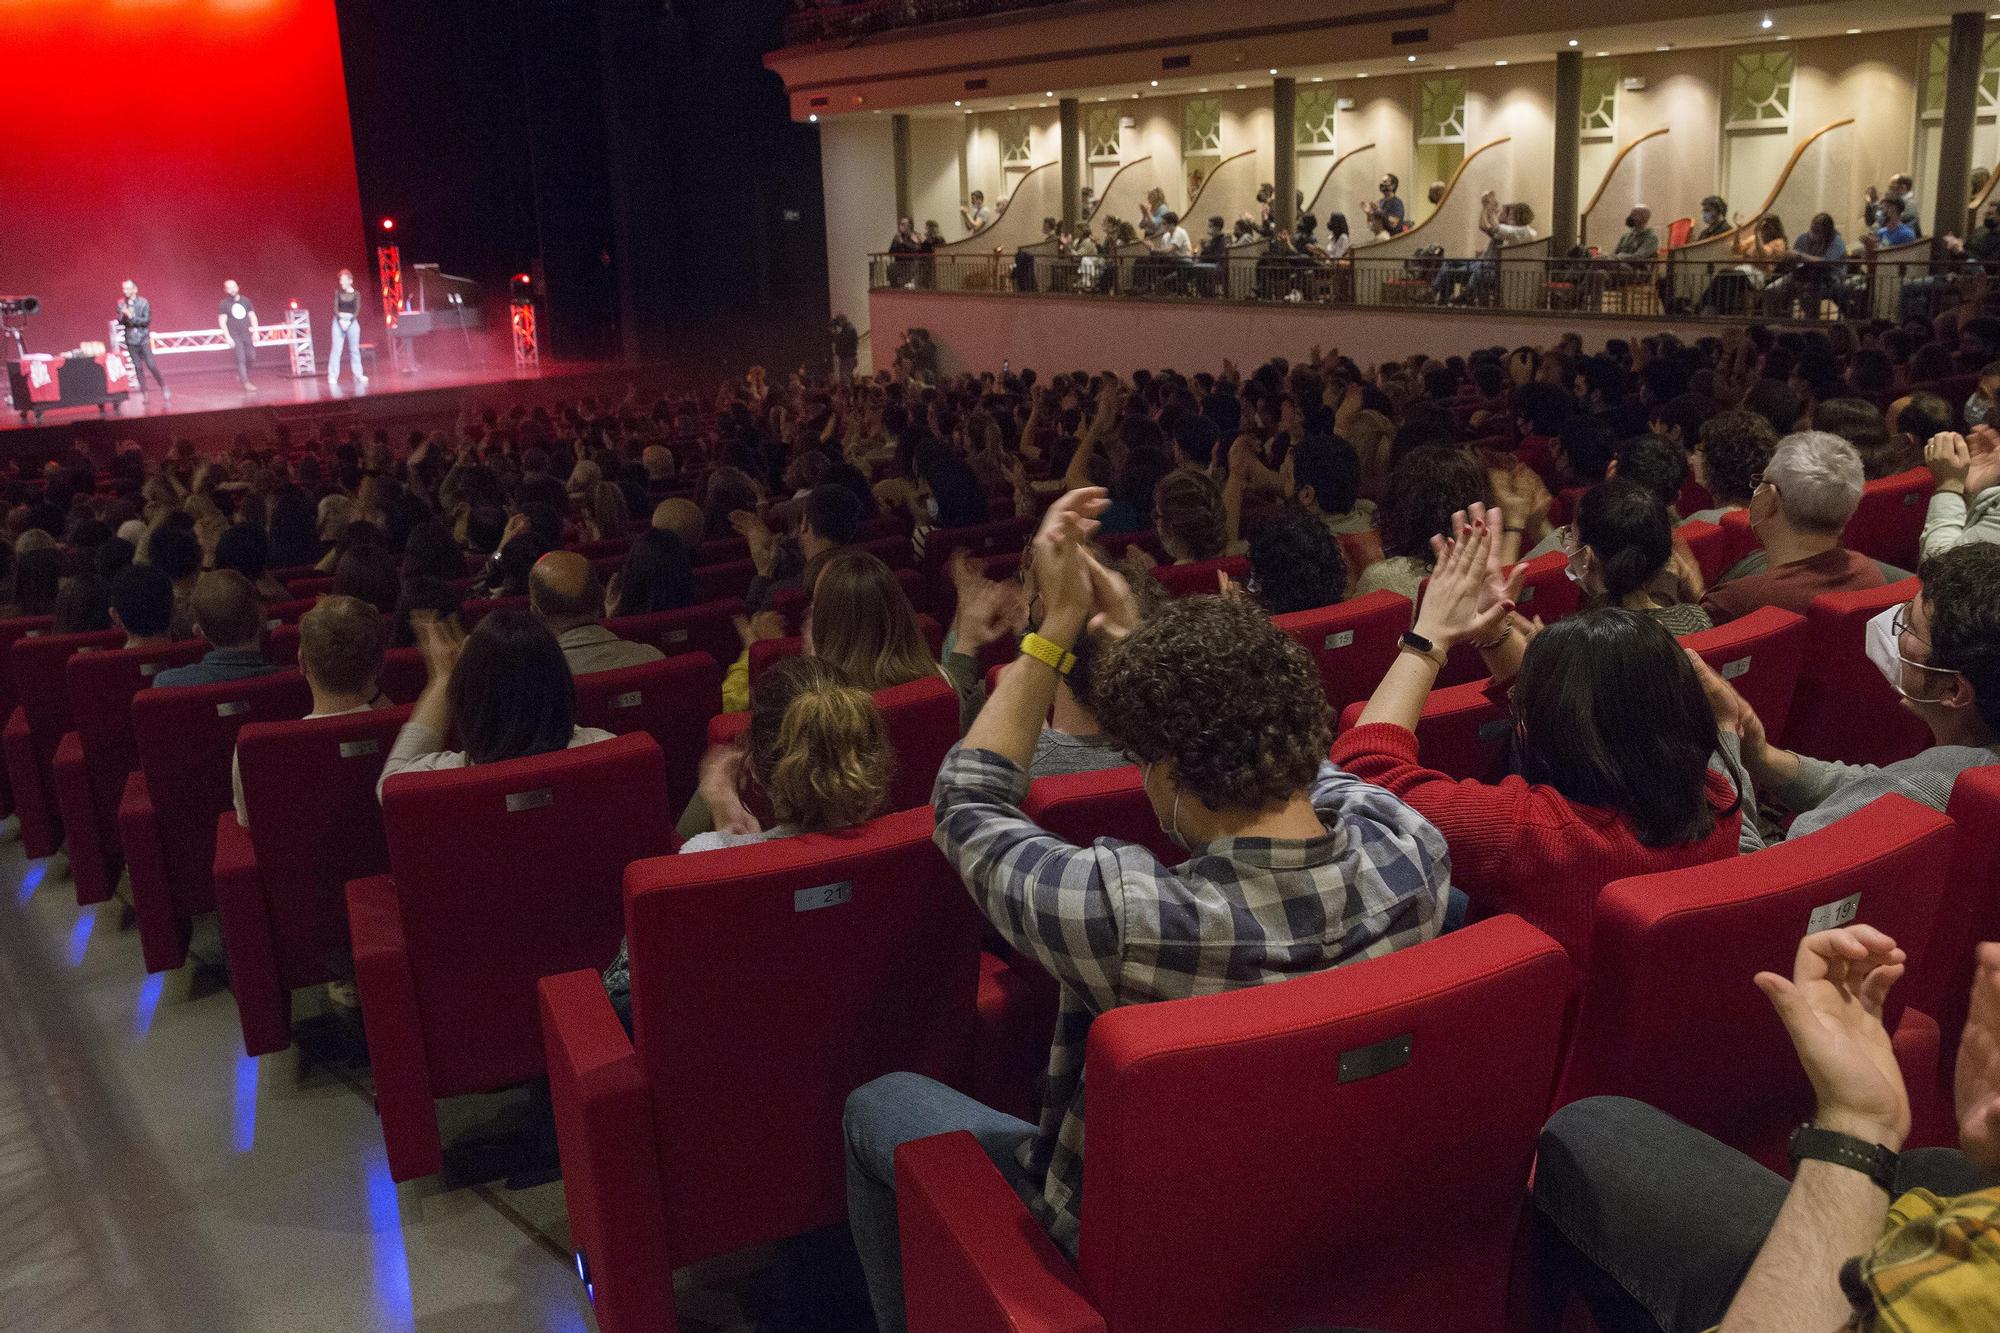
{"left": 623, "top": 807, "right": 982, "bottom": 1262}
{"left": 1844, "top": 468, "right": 1931, "bottom": 570}
{"left": 1150, "top": 555, "right": 1251, "bottom": 598}
{"left": 65, "top": 641, "right": 206, "bottom": 862}
{"left": 1555, "top": 795, "right": 1955, "bottom": 1169}
{"left": 746, "top": 613, "right": 945, "bottom": 686}
{"left": 1785, "top": 579, "right": 1930, "bottom": 766}
{"left": 606, "top": 597, "right": 745, "bottom": 669}
{"left": 1680, "top": 606, "right": 1808, "bottom": 742}
{"left": 1913, "top": 765, "right": 2000, "bottom": 1066}
{"left": 919, "top": 517, "right": 1036, "bottom": 588}
{"left": 570, "top": 654, "right": 721, "bottom": 813}
{"left": 131, "top": 671, "right": 313, "bottom": 915}
{"left": 691, "top": 558, "right": 758, "bottom": 604}
{"left": 0, "top": 613, "right": 53, "bottom": 727}
{"left": 1022, "top": 765, "right": 1177, "bottom": 863}
{"left": 1424, "top": 551, "right": 1582, "bottom": 687}
{"left": 1338, "top": 678, "right": 1512, "bottom": 783}
{"left": 285, "top": 575, "right": 334, "bottom": 598}
{"left": 237, "top": 706, "right": 413, "bottom": 987}
{"left": 461, "top": 595, "right": 528, "bottom": 628}
{"left": 1678, "top": 519, "right": 1731, "bottom": 590}
{"left": 13, "top": 629, "right": 123, "bottom": 754}
{"left": 1077, "top": 917, "right": 1571, "bottom": 1332}
{"left": 381, "top": 731, "right": 674, "bottom": 1096}
{"left": 1718, "top": 508, "right": 1758, "bottom": 570}
{"left": 1271, "top": 591, "right": 1411, "bottom": 714}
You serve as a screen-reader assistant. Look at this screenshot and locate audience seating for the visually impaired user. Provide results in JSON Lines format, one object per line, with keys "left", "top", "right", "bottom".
{"left": 52, "top": 641, "right": 206, "bottom": 905}
{"left": 896, "top": 916, "right": 1572, "bottom": 1333}
{"left": 1020, "top": 765, "right": 1175, "bottom": 863}
{"left": 1842, "top": 467, "right": 1932, "bottom": 571}
{"left": 540, "top": 806, "right": 984, "bottom": 1333}
{"left": 706, "top": 673, "right": 961, "bottom": 815}
{"left": 0, "top": 613, "right": 55, "bottom": 821}
{"left": 605, "top": 597, "right": 746, "bottom": 670}
{"left": 1337, "top": 678, "right": 1512, "bottom": 783}
{"left": 767, "top": 566, "right": 925, "bottom": 628}
{"left": 1785, "top": 579, "right": 1931, "bottom": 768}
{"left": 746, "top": 611, "right": 943, "bottom": 684}
{"left": 1148, "top": 554, "right": 1250, "bottom": 599}
{"left": 351, "top": 731, "right": 675, "bottom": 1181}
{"left": 571, "top": 654, "right": 722, "bottom": 813}
{"left": 1428, "top": 551, "right": 1581, "bottom": 687}
{"left": 118, "top": 672, "right": 314, "bottom": 973}
{"left": 1680, "top": 606, "right": 1808, "bottom": 742}
{"left": 460, "top": 595, "right": 529, "bottom": 628}
{"left": 692, "top": 558, "right": 758, "bottom": 604}
{"left": 1677, "top": 519, "right": 1731, "bottom": 589}
{"left": 284, "top": 576, "right": 335, "bottom": 599}
{"left": 1551, "top": 794, "right": 1955, "bottom": 1170}
{"left": 263, "top": 597, "right": 318, "bottom": 629}
{"left": 1271, "top": 590, "right": 1411, "bottom": 714}
{"left": 3, "top": 629, "right": 122, "bottom": 858}
{"left": 1716, "top": 508, "right": 1760, "bottom": 572}
{"left": 1904, "top": 763, "right": 2000, "bottom": 1139}
{"left": 919, "top": 517, "right": 1035, "bottom": 601}
{"left": 211, "top": 706, "right": 413, "bottom": 1055}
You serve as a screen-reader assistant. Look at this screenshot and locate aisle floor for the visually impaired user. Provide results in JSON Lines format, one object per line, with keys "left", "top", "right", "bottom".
{"left": 0, "top": 835, "right": 773, "bottom": 1333}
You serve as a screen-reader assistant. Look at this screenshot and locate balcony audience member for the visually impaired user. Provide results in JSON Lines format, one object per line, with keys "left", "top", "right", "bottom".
{"left": 1362, "top": 173, "right": 1407, "bottom": 237}
{"left": 1698, "top": 215, "right": 1788, "bottom": 314}
{"left": 1763, "top": 212, "right": 1847, "bottom": 317}
{"left": 959, "top": 190, "right": 994, "bottom": 234}
{"left": 1612, "top": 205, "right": 1660, "bottom": 279}
{"left": 1694, "top": 541, "right": 2000, "bottom": 838}
{"left": 1872, "top": 195, "right": 1917, "bottom": 247}
{"left": 108, "top": 565, "right": 176, "bottom": 651}
{"left": 1536, "top": 920, "right": 2000, "bottom": 1333}
{"left": 1701, "top": 431, "right": 1885, "bottom": 624}
{"left": 376, "top": 608, "right": 615, "bottom": 798}
{"left": 231, "top": 595, "right": 392, "bottom": 826}
{"left": 152, "top": 571, "right": 281, "bottom": 688}
{"left": 1695, "top": 194, "right": 1730, "bottom": 241}
{"left": 528, "top": 550, "right": 663, "bottom": 676}
{"left": 1337, "top": 505, "right": 1752, "bottom": 967}
{"left": 1863, "top": 172, "right": 1921, "bottom": 237}
{"left": 844, "top": 491, "right": 1450, "bottom": 1331}
{"left": 1426, "top": 180, "right": 1447, "bottom": 208}
{"left": 601, "top": 655, "right": 892, "bottom": 1018}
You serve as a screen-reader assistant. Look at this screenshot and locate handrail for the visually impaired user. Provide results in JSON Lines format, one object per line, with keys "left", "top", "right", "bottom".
{"left": 937, "top": 158, "right": 1059, "bottom": 253}
{"left": 1084, "top": 153, "right": 1156, "bottom": 232}
{"left": 1184, "top": 148, "right": 1256, "bottom": 216}
{"left": 1681, "top": 117, "right": 1854, "bottom": 255}
{"left": 1971, "top": 160, "right": 2000, "bottom": 216}
{"left": 1303, "top": 142, "right": 1377, "bottom": 221}
{"left": 1579, "top": 127, "right": 1670, "bottom": 233}
{"left": 1355, "top": 136, "right": 1511, "bottom": 251}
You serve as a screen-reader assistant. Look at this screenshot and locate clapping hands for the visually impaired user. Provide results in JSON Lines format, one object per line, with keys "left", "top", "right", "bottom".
{"left": 1412, "top": 505, "right": 1524, "bottom": 650}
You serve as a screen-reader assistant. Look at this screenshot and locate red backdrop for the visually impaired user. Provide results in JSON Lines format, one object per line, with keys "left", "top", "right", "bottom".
{"left": 0, "top": 0, "right": 365, "bottom": 359}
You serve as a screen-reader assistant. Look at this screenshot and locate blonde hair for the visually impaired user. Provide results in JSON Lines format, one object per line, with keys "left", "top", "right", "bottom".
{"left": 587, "top": 481, "right": 630, "bottom": 537}
{"left": 807, "top": 551, "right": 936, "bottom": 692}
{"left": 749, "top": 658, "right": 892, "bottom": 831}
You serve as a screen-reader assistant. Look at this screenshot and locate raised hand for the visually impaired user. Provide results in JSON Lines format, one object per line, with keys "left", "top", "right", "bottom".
{"left": 1030, "top": 487, "right": 1109, "bottom": 634}
{"left": 1927, "top": 432, "right": 1973, "bottom": 492}
{"left": 1413, "top": 508, "right": 1520, "bottom": 650}
{"left": 1757, "top": 925, "right": 1910, "bottom": 1148}
{"left": 1957, "top": 942, "right": 2000, "bottom": 1171}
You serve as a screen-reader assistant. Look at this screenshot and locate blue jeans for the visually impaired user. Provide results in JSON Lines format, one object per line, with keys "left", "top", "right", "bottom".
{"left": 1533, "top": 1097, "right": 1986, "bottom": 1332}
{"left": 329, "top": 316, "right": 364, "bottom": 382}
{"left": 844, "top": 1071, "right": 1038, "bottom": 1333}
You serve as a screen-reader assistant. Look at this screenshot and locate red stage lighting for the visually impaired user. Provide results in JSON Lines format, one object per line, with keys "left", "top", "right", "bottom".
{"left": 380, "top": 217, "right": 396, "bottom": 231}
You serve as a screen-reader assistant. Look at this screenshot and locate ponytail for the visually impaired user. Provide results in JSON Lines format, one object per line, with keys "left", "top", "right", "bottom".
{"left": 1575, "top": 479, "right": 1671, "bottom": 605}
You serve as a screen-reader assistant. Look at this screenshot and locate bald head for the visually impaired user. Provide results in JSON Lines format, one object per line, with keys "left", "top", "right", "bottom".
{"left": 529, "top": 550, "right": 601, "bottom": 630}
{"left": 653, "top": 497, "right": 704, "bottom": 550}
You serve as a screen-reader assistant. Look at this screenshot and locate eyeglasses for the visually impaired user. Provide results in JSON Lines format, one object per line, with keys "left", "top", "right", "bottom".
{"left": 1749, "top": 470, "right": 1767, "bottom": 490}
{"left": 1557, "top": 525, "right": 1582, "bottom": 556}
{"left": 1891, "top": 602, "right": 1932, "bottom": 651}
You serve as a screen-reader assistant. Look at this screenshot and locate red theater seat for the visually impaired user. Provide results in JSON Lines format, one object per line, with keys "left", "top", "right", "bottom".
{"left": 1843, "top": 467, "right": 1931, "bottom": 571}
{"left": 691, "top": 558, "right": 758, "bottom": 604}
{"left": 1680, "top": 606, "right": 1808, "bottom": 742}
{"left": 118, "top": 672, "right": 312, "bottom": 973}
{"left": 0, "top": 613, "right": 55, "bottom": 820}
{"left": 1677, "top": 519, "right": 1731, "bottom": 589}
{"left": 1021, "top": 765, "right": 1174, "bottom": 864}
{"left": 212, "top": 706, "right": 412, "bottom": 1055}
{"left": 53, "top": 641, "right": 204, "bottom": 905}
{"left": 920, "top": 517, "right": 1036, "bottom": 604}
{"left": 460, "top": 595, "right": 528, "bottom": 628}
{"left": 352, "top": 731, "right": 674, "bottom": 1181}
{"left": 570, "top": 654, "right": 721, "bottom": 813}
{"left": 605, "top": 598, "right": 746, "bottom": 670}
{"left": 1271, "top": 591, "right": 1411, "bottom": 714}
{"left": 1717, "top": 508, "right": 1759, "bottom": 570}
{"left": 540, "top": 806, "right": 982, "bottom": 1333}
{"left": 1337, "top": 678, "right": 1512, "bottom": 783}
{"left": 1553, "top": 795, "right": 1954, "bottom": 1170}
{"left": 1906, "top": 764, "right": 2000, "bottom": 1128}
{"left": 707, "top": 673, "right": 960, "bottom": 815}
{"left": 897, "top": 916, "right": 1572, "bottom": 1333}
{"left": 3, "top": 629, "right": 121, "bottom": 858}
{"left": 1425, "top": 551, "right": 1582, "bottom": 687}
{"left": 1148, "top": 555, "right": 1250, "bottom": 598}
{"left": 262, "top": 597, "right": 318, "bottom": 628}
{"left": 1785, "top": 580, "right": 1930, "bottom": 768}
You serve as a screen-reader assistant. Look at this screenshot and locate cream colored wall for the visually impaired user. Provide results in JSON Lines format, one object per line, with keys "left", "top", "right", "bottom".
{"left": 1340, "top": 77, "right": 1415, "bottom": 221}
{"left": 1791, "top": 32, "right": 1921, "bottom": 231}
{"left": 1465, "top": 64, "right": 1556, "bottom": 230}
{"left": 1606, "top": 49, "right": 1726, "bottom": 242}
{"left": 966, "top": 117, "right": 1001, "bottom": 212}
{"left": 820, "top": 117, "right": 899, "bottom": 336}
{"left": 908, "top": 117, "right": 964, "bottom": 237}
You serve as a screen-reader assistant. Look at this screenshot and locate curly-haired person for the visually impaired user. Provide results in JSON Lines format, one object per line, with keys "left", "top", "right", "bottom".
{"left": 843, "top": 488, "right": 1450, "bottom": 1333}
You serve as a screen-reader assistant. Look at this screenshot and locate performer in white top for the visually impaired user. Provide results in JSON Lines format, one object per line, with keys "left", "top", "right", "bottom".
{"left": 329, "top": 269, "right": 368, "bottom": 389}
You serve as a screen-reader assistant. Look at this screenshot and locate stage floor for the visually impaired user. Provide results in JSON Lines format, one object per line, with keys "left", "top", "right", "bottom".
{"left": 0, "top": 358, "right": 675, "bottom": 459}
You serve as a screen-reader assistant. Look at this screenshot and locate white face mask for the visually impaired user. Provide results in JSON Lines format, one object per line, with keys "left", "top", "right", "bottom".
{"left": 1143, "top": 760, "right": 1189, "bottom": 852}
{"left": 1864, "top": 604, "right": 1953, "bottom": 704}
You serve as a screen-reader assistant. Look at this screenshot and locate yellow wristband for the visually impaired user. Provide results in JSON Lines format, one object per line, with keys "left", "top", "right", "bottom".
{"left": 1019, "top": 632, "right": 1077, "bottom": 676}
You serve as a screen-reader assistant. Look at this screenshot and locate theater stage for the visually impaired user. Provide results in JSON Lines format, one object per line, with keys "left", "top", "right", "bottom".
{"left": 0, "top": 357, "right": 679, "bottom": 463}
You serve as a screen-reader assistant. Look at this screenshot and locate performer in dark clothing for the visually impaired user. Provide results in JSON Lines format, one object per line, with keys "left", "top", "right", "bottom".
{"left": 217, "top": 280, "right": 257, "bottom": 391}
{"left": 329, "top": 268, "right": 367, "bottom": 388}
{"left": 117, "top": 280, "right": 169, "bottom": 400}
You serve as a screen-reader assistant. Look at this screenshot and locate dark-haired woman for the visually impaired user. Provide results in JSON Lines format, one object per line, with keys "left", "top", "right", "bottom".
{"left": 1568, "top": 479, "right": 1713, "bottom": 636}
{"left": 1335, "top": 504, "right": 1754, "bottom": 970}
{"left": 1352, "top": 445, "right": 1490, "bottom": 600}
{"left": 376, "top": 608, "right": 613, "bottom": 798}
{"left": 606, "top": 527, "right": 695, "bottom": 618}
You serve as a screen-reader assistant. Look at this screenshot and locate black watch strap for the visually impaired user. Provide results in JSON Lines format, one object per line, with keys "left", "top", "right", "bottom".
{"left": 1788, "top": 1123, "right": 1899, "bottom": 1193}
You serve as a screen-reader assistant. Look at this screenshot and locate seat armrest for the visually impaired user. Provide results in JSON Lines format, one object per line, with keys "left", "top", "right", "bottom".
{"left": 4, "top": 705, "right": 55, "bottom": 859}
{"left": 973, "top": 952, "right": 1060, "bottom": 1123}
{"left": 212, "top": 812, "right": 289, "bottom": 1056}
{"left": 896, "top": 1131, "right": 1105, "bottom": 1333}
{"left": 116, "top": 767, "right": 184, "bottom": 972}
{"left": 1894, "top": 1007, "right": 1949, "bottom": 1150}
{"left": 346, "top": 874, "right": 441, "bottom": 1181}
{"left": 538, "top": 969, "right": 675, "bottom": 1333}
{"left": 52, "top": 732, "right": 108, "bottom": 904}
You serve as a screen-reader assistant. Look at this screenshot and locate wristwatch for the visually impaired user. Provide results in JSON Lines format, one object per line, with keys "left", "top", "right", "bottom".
{"left": 1399, "top": 630, "right": 1448, "bottom": 668}
{"left": 1019, "top": 631, "right": 1077, "bottom": 676}
{"left": 1788, "top": 1123, "right": 1899, "bottom": 1193}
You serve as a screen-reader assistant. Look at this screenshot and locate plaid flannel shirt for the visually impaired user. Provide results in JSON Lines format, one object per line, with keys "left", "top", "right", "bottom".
{"left": 932, "top": 743, "right": 1452, "bottom": 1257}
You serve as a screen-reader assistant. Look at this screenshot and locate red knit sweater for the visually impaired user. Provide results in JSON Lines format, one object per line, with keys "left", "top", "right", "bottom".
{"left": 1330, "top": 722, "right": 1743, "bottom": 971}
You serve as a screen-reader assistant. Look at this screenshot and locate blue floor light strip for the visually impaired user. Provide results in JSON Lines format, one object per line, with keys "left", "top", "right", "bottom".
{"left": 16, "top": 862, "right": 44, "bottom": 905}
{"left": 364, "top": 1153, "right": 415, "bottom": 1330}
{"left": 133, "top": 973, "right": 165, "bottom": 1038}
{"left": 231, "top": 1053, "right": 259, "bottom": 1153}
{"left": 65, "top": 907, "right": 94, "bottom": 967}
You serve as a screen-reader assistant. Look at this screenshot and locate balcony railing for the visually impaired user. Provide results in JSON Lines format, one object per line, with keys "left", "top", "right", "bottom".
{"left": 783, "top": 0, "right": 1075, "bottom": 45}
{"left": 868, "top": 250, "right": 1987, "bottom": 325}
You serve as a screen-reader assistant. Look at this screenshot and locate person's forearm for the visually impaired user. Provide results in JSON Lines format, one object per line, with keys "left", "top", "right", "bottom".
{"left": 1745, "top": 740, "right": 1804, "bottom": 792}
{"left": 961, "top": 610, "right": 1080, "bottom": 770}
{"left": 1718, "top": 1161, "right": 1890, "bottom": 1333}
{"left": 1478, "top": 620, "right": 1527, "bottom": 684}
{"left": 1356, "top": 648, "right": 1441, "bottom": 731}
{"left": 410, "top": 677, "right": 452, "bottom": 737}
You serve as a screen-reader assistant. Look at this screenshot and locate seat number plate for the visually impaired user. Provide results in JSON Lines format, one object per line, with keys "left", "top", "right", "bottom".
{"left": 795, "top": 881, "right": 853, "bottom": 913}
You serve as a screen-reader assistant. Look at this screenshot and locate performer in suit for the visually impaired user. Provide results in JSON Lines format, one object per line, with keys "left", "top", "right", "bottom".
{"left": 217, "top": 279, "right": 257, "bottom": 392}
{"left": 117, "top": 280, "right": 169, "bottom": 400}
{"left": 328, "top": 268, "right": 367, "bottom": 389}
